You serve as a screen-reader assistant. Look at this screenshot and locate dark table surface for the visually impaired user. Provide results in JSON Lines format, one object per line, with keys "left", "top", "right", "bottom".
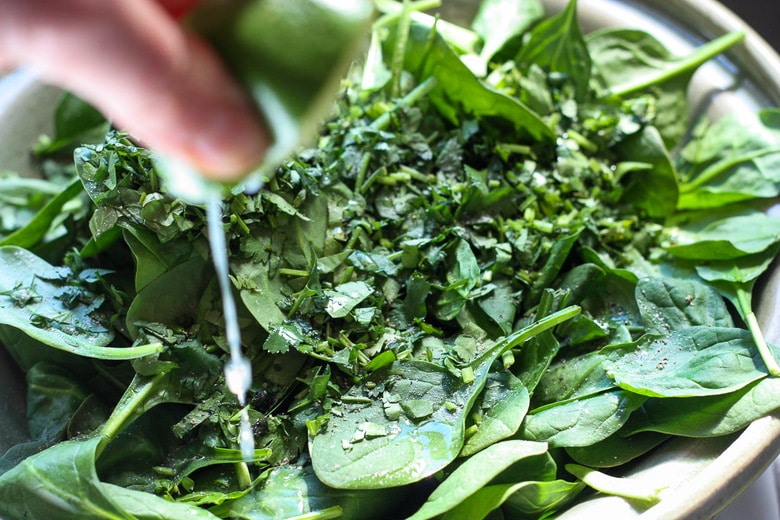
{"left": 720, "top": 0, "right": 780, "bottom": 51}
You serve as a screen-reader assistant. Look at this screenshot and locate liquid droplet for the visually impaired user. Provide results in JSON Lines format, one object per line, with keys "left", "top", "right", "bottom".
{"left": 207, "top": 196, "right": 256, "bottom": 462}
{"left": 239, "top": 408, "right": 255, "bottom": 462}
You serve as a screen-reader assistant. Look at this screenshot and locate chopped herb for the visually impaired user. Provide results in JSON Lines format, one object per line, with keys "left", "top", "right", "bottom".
{"left": 1, "top": 1, "right": 779, "bottom": 519}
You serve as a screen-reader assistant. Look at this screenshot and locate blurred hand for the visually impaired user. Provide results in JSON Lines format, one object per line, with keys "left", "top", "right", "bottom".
{"left": 0, "top": 0, "right": 267, "bottom": 181}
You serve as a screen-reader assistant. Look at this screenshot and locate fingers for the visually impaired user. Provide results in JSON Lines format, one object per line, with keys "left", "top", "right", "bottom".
{"left": 0, "top": 0, "right": 267, "bottom": 181}
{"left": 155, "top": 0, "right": 201, "bottom": 19}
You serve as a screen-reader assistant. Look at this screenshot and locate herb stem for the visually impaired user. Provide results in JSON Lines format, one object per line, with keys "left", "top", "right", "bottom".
{"left": 288, "top": 289, "right": 313, "bottom": 318}
{"left": 97, "top": 372, "right": 169, "bottom": 457}
{"left": 603, "top": 31, "right": 745, "bottom": 98}
{"left": 680, "top": 147, "right": 780, "bottom": 192}
{"left": 390, "top": 0, "right": 413, "bottom": 98}
{"left": 287, "top": 505, "right": 344, "bottom": 520}
{"left": 279, "top": 268, "right": 311, "bottom": 277}
{"left": 737, "top": 288, "right": 780, "bottom": 376}
{"left": 566, "top": 463, "right": 664, "bottom": 505}
{"left": 371, "top": 76, "right": 438, "bottom": 131}
{"left": 235, "top": 461, "right": 253, "bottom": 490}
{"left": 499, "top": 305, "right": 581, "bottom": 355}
{"left": 373, "top": 0, "right": 442, "bottom": 30}
{"left": 354, "top": 152, "right": 372, "bottom": 194}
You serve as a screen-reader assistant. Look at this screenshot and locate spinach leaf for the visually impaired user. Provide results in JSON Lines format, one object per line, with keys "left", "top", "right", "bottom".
{"left": 461, "top": 370, "right": 530, "bottom": 456}
{"left": 311, "top": 355, "right": 492, "bottom": 489}
{"left": 678, "top": 110, "right": 780, "bottom": 209}
{"left": 607, "top": 327, "right": 772, "bottom": 397}
{"left": 33, "top": 93, "right": 108, "bottom": 155}
{"left": 102, "top": 484, "right": 220, "bottom": 520}
{"left": 499, "top": 478, "right": 586, "bottom": 518}
{"left": 588, "top": 29, "right": 743, "bottom": 98}
{"left": 25, "top": 362, "right": 90, "bottom": 443}
{"left": 695, "top": 246, "right": 780, "bottom": 375}
{"left": 310, "top": 307, "right": 579, "bottom": 489}
{"left": 0, "top": 434, "right": 219, "bottom": 520}
{"left": 0, "top": 436, "right": 127, "bottom": 520}
{"left": 211, "top": 464, "right": 394, "bottom": 520}
{"left": 471, "top": 0, "right": 544, "bottom": 66}
{"left": 588, "top": 29, "right": 743, "bottom": 146}
{"left": 624, "top": 375, "right": 780, "bottom": 437}
{"left": 614, "top": 126, "right": 679, "bottom": 218}
{"left": 664, "top": 212, "right": 780, "bottom": 260}
{"left": 0, "top": 179, "right": 85, "bottom": 250}
{"left": 121, "top": 227, "right": 196, "bottom": 292}
{"left": 515, "top": 0, "right": 591, "bottom": 101}
{"left": 0, "top": 247, "right": 163, "bottom": 360}
{"left": 0, "top": 174, "right": 67, "bottom": 242}
{"left": 520, "top": 390, "right": 646, "bottom": 448}
{"left": 635, "top": 276, "right": 733, "bottom": 334}
{"left": 565, "top": 429, "right": 669, "bottom": 468}
{"left": 406, "top": 440, "right": 551, "bottom": 520}
{"left": 125, "top": 255, "right": 212, "bottom": 339}
{"left": 392, "top": 21, "right": 555, "bottom": 144}
{"left": 531, "top": 346, "right": 619, "bottom": 406}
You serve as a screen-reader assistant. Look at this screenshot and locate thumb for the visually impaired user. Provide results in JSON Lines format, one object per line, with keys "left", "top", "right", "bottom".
{"left": 0, "top": 0, "right": 267, "bottom": 181}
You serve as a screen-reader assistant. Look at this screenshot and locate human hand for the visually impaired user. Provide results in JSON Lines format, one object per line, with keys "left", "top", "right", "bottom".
{"left": 0, "top": 0, "right": 267, "bottom": 182}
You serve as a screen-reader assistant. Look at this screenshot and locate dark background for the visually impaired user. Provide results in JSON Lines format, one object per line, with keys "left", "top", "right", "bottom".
{"left": 720, "top": 0, "right": 780, "bottom": 51}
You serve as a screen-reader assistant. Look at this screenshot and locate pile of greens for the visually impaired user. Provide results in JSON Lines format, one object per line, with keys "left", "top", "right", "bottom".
{"left": 2, "top": 0, "right": 780, "bottom": 518}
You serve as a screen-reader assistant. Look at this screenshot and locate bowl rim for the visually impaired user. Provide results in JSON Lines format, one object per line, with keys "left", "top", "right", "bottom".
{"left": 1, "top": 1, "right": 780, "bottom": 519}
{"left": 543, "top": 0, "right": 780, "bottom": 518}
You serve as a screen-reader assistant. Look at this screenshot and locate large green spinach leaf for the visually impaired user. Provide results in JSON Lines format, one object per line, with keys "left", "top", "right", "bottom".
{"left": 310, "top": 307, "right": 579, "bottom": 489}
{"left": 515, "top": 0, "right": 591, "bottom": 101}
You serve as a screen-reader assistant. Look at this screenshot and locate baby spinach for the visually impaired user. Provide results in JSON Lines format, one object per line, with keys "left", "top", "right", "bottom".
{"left": 388, "top": 19, "right": 556, "bottom": 144}
{"left": 211, "top": 465, "right": 394, "bottom": 520}
{"left": 0, "top": 435, "right": 218, "bottom": 520}
{"left": 607, "top": 327, "right": 771, "bottom": 397}
{"left": 471, "top": 0, "right": 544, "bottom": 66}
{"left": 0, "top": 246, "right": 160, "bottom": 360}
{"left": 665, "top": 212, "right": 780, "bottom": 260}
{"left": 515, "top": 0, "right": 591, "bottom": 101}
{"left": 460, "top": 370, "right": 530, "bottom": 456}
{"left": 588, "top": 29, "right": 744, "bottom": 145}
{"left": 677, "top": 109, "right": 780, "bottom": 209}
{"left": 520, "top": 390, "right": 646, "bottom": 448}
{"left": 2, "top": 0, "right": 780, "bottom": 518}
{"left": 625, "top": 375, "right": 780, "bottom": 437}
{"left": 406, "top": 440, "right": 552, "bottom": 520}
{"left": 311, "top": 307, "right": 579, "bottom": 489}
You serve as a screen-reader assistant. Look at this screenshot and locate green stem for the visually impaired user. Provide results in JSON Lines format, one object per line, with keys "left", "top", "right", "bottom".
{"left": 566, "top": 463, "right": 665, "bottom": 505}
{"left": 74, "top": 342, "right": 163, "bottom": 361}
{"left": 287, "top": 505, "right": 344, "bottom": 520}
{"left": 235, "top": 462, "right": 253, "bottom": 490}
{"left": 374, "top": 0, "right": 480, "bottom": 55}
{"left": 680, "top": 147, "right": 780, "bottom": 192}
{"left": 279, "top": 268, "right": 311, "bottom": 277}
{"left": 353, "top": 152, "right": 372, "bottom": 194}
{"left": 370, "top": 76, "right": 438, "bottom": 131}
{"left": 390, "top": 0, "right": 413, "bottom": 98}
{"left": 97, "top": 372, "right": 169, "bottom": 457}
{"left": 498, "top": 305, "right": 581, "bottom": 355}
{"left": 736, "top": 288, "right": 780, "bottom": 376}
{"left": 603, "top": 31, "right": 745, "bottom": 98}
{"left": 373, "top": 0, "right": 442, "bottom": 30}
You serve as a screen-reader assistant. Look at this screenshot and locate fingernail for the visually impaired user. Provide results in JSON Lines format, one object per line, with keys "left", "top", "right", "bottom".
{"left": 192, "top": 106, "right": 268, "bottom": 182}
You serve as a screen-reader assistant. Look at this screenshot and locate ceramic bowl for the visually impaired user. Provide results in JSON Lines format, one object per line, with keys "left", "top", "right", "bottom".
{"left": 1, "top": 1, "right": 779, "bottom": 518}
